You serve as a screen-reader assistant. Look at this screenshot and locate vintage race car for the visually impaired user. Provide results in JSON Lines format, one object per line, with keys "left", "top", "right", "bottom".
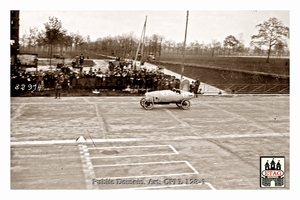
{"left": 140, "top": 89, "right": 195, "bottom": 110}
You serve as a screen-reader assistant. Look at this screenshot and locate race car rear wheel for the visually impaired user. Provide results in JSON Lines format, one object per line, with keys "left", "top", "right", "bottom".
{"left": 140, "top": 98, "right": 146, "bottom": 107}
{"left": 143, "top": 101, "right": 154, "bottom": 110}
{"left": 176, "top": 103, "right": 181, "bottom": 108}
{"left": 181, "top": 100, "right": 191, "bottom": 110}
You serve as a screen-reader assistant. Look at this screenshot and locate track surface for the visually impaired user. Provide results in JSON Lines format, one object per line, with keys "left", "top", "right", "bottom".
{"left": 10, "top": 95, "right": 289, "bottom": 190}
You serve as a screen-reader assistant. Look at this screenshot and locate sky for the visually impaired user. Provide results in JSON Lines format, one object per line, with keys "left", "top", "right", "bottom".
{"left": 18, "top": 10, "right": 289, "bottom": 47}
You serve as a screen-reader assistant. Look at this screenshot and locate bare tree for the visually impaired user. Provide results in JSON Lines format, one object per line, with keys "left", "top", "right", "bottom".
{"left": 149, "top": 34, "right": 159, "bottom": 58}
{"left": 223, "top": 35, "right": 239, "bottom": 56}
{"left": 27, "top": 27, "right": 39, "bottom": 51}
{"left": 19, "top": 27, "right": 39, "bottom": 51}
{"left": 253, "top": 46, "right": 264, "bottom": 56}
{"left": 210, "top": 39, "right": 222, "bottom": 57}
{"left": 40, "top": 16, "right": 66, "bottom": 67}
{"left": 274, "top": 40, "right": 287, "bottom": 58}
{"left": 61, "top": 34, "right": 73, "bottom": 53}
{"left": 162, "top": 39, "right": 174, "bottom": 53}
{"left": 71, "top": 32, "right": 84, "bottom": 52}
{"left": 236, "top": 33, "right": 246, "bottom": 55}
{"left": 19, "top": 33, "right": 27, "bottom": 49}
{"left": 251, "top": 17, "right": 289, "bottom": 63}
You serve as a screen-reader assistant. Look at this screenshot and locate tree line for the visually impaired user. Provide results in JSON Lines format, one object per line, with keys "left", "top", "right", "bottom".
{"left": 20, "top": 16, "right": 289, "bottom": 63}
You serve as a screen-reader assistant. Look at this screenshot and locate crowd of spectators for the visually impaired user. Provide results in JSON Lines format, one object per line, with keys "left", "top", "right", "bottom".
{"left": 11, "top": 59, "right": 183, "bottom": 92}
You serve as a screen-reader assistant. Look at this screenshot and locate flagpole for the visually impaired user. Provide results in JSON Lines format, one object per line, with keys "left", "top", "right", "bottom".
{"left": 140, "top": 16, "right": 147, "bottom": 61}
{"left": 134, "top": 16, "right": 147, "bottom": 62}
{"left": 180, "top": 10, "right": 189, "bottom": 87}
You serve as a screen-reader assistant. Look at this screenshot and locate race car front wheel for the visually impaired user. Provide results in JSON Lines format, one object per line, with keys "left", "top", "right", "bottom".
{"left": 181, "top": 100, "right": 191, "bottom": 110}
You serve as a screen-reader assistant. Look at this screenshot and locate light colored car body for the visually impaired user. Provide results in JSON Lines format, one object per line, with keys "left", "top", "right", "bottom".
{"left": 140, "top": 89, "right": 194, "bottom": 110}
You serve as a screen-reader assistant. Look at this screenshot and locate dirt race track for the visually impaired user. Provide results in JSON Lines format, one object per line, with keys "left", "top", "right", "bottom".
{"left": 10, "top": 95, "right": 290, "bottom": 190}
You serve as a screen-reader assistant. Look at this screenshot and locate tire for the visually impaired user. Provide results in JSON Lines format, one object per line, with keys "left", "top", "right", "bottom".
{"left": 176, "top": 103, "right": 181, "bottom": 107}
{"left": 143, "top": 101, "right": 154, "bottom": 110}
{"left": 140, "top": 98, "right": 146, "bottom": 107}
{"left": 181, "top": 100, "right": 191, "bottom": 110}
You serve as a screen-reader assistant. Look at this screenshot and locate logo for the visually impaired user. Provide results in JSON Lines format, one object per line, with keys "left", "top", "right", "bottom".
{"left": 260, "top": 156, "right": 285, "bottom": 188}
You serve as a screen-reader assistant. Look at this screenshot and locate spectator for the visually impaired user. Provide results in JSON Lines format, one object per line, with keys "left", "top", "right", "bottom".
{"left": 169, "top": 77, "right": 176, "bottom": 89}
{"left": 190, "top": 81, "right": 195, "bottom": 93}
{"left": 75, "top": 55, "right": 79, "bottom": 64}
{"left": 16, "top": 59, "right": 21, "bottom": 69}
{"left": 79, "top": 53, "right": 85, "bottom": 66}
{"left": 11, "top": 58, "right": 178, "bottom": 93}
{"left": 36, "top": 70, "right": 44, "bottom": 91}
{"left": 194, "top": 79, "right": 200, "bottom": 97}
{"left": 174, "top": 78, "right": 180, "bottom": 89}
{"left": 54, "top": 75, "right": 63, "bottom": 99}
{"left": 72, "top": 59, "right": 77, "bottom": 68}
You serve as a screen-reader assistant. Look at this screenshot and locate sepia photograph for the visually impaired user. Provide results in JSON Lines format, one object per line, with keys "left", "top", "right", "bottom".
{"left": 3, "top": 0, "right": 299, "bottom": 199}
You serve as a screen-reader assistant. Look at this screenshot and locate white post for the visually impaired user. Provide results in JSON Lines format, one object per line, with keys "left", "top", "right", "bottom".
{"left": 180, "top": 11, "right": 189, "bottom": 88}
